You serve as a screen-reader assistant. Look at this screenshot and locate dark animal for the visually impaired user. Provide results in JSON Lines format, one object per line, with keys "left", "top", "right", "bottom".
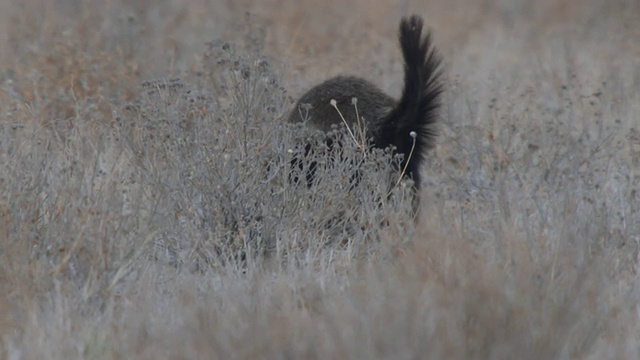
{"left": 288, "top": 15, "right": 443, "bottom": 204}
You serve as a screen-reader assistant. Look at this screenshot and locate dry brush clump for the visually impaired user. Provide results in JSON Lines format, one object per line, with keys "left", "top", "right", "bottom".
{"left": 112, "top": 38, "right": 419, "bottom": 272}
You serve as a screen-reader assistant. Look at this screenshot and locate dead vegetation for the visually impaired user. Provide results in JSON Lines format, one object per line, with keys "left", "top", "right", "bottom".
{"left": 1, "top": 0, "right": 639, "bottom": 359}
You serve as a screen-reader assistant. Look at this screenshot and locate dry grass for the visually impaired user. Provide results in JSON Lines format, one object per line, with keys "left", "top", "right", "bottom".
{"left": 1, "top": 0, "right": 640, "bottom": 359}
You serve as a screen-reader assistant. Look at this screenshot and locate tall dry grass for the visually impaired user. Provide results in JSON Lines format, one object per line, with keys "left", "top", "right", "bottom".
{"left": 1, "top": 0, "right": 639, "bottom": 359}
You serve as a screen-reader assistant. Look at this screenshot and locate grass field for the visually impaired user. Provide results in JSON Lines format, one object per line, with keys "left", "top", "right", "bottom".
{"left": 1, "top": 0, "right": 639, "bottom": 358}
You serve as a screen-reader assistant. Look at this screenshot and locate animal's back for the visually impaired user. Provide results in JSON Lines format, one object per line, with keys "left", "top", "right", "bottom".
{"left": 288, "top": 76, "right": 396, "bottom": 136}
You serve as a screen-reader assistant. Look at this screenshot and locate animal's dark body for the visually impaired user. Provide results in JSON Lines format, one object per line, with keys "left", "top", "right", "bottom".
{"left": 288, "top": 15, "right": 443, "bottom": 201}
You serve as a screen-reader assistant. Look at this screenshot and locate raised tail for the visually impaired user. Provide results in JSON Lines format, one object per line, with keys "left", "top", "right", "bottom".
{"left": 378, "top": 15, "right": 443, "bottom": 189}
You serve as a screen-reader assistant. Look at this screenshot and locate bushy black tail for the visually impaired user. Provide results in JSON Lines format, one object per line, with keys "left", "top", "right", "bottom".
{"left": 378, "top": 15, "right": 443, "bottom": 190}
